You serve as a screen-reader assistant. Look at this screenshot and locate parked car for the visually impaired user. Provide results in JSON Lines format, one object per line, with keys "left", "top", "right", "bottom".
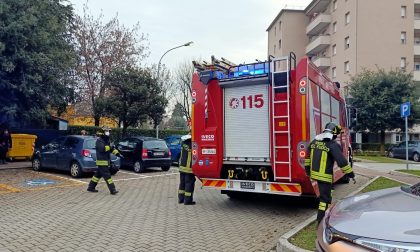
{"left": 164, "top": 135, "right": 182, "bottom": 164}
{"left": 32, "top": 135, "right": 121, "bottom": 178}
{"left": 117, "top": 136, "right": 172, "bottom": 173}
{"left": 388, "top": 140, "right": 420, "bottom": 162}
{"left": 316, "top": 183, "right": 420, "bottom": 251}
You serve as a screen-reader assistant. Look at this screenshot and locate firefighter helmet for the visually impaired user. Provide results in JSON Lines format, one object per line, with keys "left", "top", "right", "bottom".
{"left": 323, "top": 122, "right": 342, "bottom": 136}
{"left": 96, "top": 125, "right": 111, "bottom": 136}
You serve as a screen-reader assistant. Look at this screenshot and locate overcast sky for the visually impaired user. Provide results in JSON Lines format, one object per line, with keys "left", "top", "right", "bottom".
{"left": 69, "top": 0, "right": 312, "bottom": 71}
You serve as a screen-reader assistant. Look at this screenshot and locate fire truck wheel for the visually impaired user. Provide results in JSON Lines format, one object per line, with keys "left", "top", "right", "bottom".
{"left": 161, "top": 166, "right": 170, "bottom": 171}
{"left": 226, "top": 191, "right": 243, "bottom": 199}
{"left": 133, "top": 161, "right": 145, "bottom": 173}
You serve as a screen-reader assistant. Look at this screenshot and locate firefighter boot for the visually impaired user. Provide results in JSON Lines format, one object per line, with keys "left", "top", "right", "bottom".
{"left": 87, "top": 176, "right": 99, "bottom": 192}
{"left": 106, "top": 179, "right": 118, "bottom": 195}
{"left": 87, "top": 181, "right": 98, "bottom": 193}
{"left": 184, "top": 192, "right": 195, "bottom": 205}
{"left": 178, "top": 190, "right": 185, "bottom": 204}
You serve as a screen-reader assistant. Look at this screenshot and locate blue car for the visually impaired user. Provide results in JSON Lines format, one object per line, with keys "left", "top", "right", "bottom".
{"left": 165, "top": 135, "right": 183, "bottom": 164}
{"left": 32, "top": 135, "right": 121, "bottom": 178}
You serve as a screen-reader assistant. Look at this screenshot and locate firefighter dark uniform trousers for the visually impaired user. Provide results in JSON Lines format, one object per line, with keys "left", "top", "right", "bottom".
{"left": 178, "top": 138, "right": 196, "bottom": 205}
{"left": 305, "top": 127, "right": 354, "bottom": 224}
{"left": 87, "top": 136, "right": 120, "bottom": 194}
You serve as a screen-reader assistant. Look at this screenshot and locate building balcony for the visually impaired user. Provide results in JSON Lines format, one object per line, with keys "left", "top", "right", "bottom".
{"left": 306, "top": 14, "right": 331, "bottom": 35}
{"left": 415, "top": 0, "right": 420, "bottom": 4}
{"left": 414, "top": 71, "right": 420, "bottom": 81}
{"left": 305, "top": 35, "right": 331, "bottom": 55}
{"left": 306, "top": 0, "right": 331, "bottom": 16}
{"left": 312, "top": 57, "right": 331, "bottom": 70}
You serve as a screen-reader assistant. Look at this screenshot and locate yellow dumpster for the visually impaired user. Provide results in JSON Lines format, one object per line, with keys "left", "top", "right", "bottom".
{"left": 6, "top": 134, "right": 37, "bottom": 161}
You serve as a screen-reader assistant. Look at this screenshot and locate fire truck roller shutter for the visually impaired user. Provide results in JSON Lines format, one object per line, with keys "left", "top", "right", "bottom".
{"left": 224, "top": 84, "right": 270, "bottom": 161}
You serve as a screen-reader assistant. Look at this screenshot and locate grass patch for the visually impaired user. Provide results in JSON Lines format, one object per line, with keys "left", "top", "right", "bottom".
{"left": 360, "top": 176, "right": 405, "bottom": 193}
{"left": 288, "top": 221, "right": 317, "bottom": 251}
{"left": 354, "top": 155, "right": 408, "bottom": 164}
{"left": 396, "top": 169, "right": 420, "bottom": 177}
{"left": 289, "top": 176, "right": 405, "bottom": 251}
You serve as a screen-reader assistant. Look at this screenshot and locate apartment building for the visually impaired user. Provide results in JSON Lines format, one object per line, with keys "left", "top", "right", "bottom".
{"left": 267, "top": 0, "right": 416, "bottom": 88}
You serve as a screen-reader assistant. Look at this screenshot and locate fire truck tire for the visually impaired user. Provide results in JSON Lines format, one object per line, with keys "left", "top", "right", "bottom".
{"left": 133, "top": 161, "right": 145, "bottom": 173}
{"left": 161, "top": 166, "right": 170, "bottom": 171}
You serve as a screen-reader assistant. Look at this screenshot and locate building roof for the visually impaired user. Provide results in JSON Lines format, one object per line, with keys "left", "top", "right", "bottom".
{"left": 266, "top": 9, "right": 305, "bottom": 31}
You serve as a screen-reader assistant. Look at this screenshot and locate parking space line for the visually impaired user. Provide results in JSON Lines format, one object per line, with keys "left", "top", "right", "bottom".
{"left": 0, "top": 183, "right": 21, "bottom": 193}
{"left": 29, "top": 171, "right": 88, "bottom": 184}
{"left": 113, "top": 172, "right": 177, "bottom": 182}
{"left": 118, "top": 171, "right": 148, "bottom": 177}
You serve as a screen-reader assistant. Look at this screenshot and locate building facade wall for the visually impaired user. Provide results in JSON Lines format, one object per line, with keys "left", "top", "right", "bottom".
{"left": 267, "top": 10, "right": 308, "bottom": 62}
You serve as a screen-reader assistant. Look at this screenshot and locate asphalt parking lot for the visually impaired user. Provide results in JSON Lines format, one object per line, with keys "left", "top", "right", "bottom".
{"left": 0, "top": 162, "right": 369, "bottom": 252}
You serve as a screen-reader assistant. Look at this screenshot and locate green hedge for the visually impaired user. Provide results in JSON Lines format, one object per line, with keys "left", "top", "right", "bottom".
{"left": 68, "top": 125, "right": 188, "bottom": 143}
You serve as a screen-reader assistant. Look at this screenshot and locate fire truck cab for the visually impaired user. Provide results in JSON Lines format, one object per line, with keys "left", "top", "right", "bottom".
{"left": 191, "top": 53, "right": 351, "bottom": 197}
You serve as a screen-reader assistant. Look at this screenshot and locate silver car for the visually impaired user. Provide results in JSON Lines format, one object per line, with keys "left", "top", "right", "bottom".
{"left": 316, "top": 183, "right": 420, "bottom": 251}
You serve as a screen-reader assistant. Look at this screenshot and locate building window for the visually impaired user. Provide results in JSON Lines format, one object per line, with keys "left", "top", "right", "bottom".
{"left": 401, "top": 32, "right": 406, "bottom": 44}
{"left": 415, "top": 63, "right": 420, "bottom": 71}
{"left": 345, "top": 36, "right": 350, "bottom": 49}
{"left": 401, "top": 6, "right": 406, "bottom": 18}
{"left": 274, "top": 26, "right": 276, "bottom": 37}
{"left": 279, "top": 40, "right": 281, "bottom": 48}
{"left": 401, "top": 57, "right": 406, "bottom": 69}
{"left": 279, "top": 21, "right": 282, "bottom": 31}
{"left": 396, "top": 134, "right": 402, "bottom": 142}
{"left": 344, "top": 61, "right": 350, "bottom": 73}
{"left": 333, "top": 22, "right": 337, "bottom": 33}
{"left": 333, "top": 0, "right": 337, "bottom": 10}
{"left": 345, "top": 12, "right": 350, "bottom": 25}
{"left": 332, "top": 67, "right": 337, "bottom": 78}
{"left": 332, "top": 44, "right": 337, "bottom": 55}
{"left": 274, "top": 44, "right": 276, "bottom": 53}
{"left": 415, "top": 37, "right": 420, "bottom": 44}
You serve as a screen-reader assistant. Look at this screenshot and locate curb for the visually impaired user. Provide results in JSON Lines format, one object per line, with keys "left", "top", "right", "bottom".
{"left": 276, "top": 174, "right": 378, "bottom": 252}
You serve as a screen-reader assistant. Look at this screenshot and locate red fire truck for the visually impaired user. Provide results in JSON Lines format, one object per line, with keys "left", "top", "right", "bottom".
{"left": 191, "top": 53, "right": 352, "bottom": 197}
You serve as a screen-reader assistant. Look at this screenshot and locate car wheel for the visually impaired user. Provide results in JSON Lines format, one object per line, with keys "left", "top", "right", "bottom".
{"left": 32, "top": 157, "right": 42, "bottom": 171}
{"left": 161, "top": 166, "right": 170, "bottom": 171}
{"left": 133, "top": 161, "right": 145, "bottom": 173}
{"left": 388, "top": 151, "right": 394, "bottom": 158}
{"left": 413, "top": 152, "right": 420, "bottom": 162}
{"left": 70, "top": 162, "right": 83, "bottom": 178}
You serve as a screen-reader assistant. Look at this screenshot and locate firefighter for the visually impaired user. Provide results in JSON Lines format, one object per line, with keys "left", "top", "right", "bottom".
{"left": 305, "top": 122, "right": 355, "bottom": 224}
{"left": 0, "top": 128, "right": 12, "bottom": 164}
{"left": 178, "top": 134, "right": 196, "bottom": 205}
{"left": 87, "top": 126, "right": 121, "bottom": 195}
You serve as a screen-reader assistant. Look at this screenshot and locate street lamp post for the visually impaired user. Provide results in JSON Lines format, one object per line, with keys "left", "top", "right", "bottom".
{"left": 155, "top": 41, "right": 193, "bottom": 138}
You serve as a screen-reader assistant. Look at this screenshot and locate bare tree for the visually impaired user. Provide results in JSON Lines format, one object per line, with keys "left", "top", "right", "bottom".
{"left": 174, "top": 60, "right": 195, "bottom": 121}
{"left": 72, "top": 4, "right": 148, "bottom": 126}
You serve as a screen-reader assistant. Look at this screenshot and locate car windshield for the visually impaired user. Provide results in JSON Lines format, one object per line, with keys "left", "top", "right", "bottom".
{"left": 144, "top": 140, "right": 167, "bottom": 149}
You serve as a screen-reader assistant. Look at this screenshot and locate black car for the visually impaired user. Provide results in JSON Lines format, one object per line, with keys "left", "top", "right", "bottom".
{"left": 32, "top": 135, "right": 121, "bottom": 178}
{"left": 117, "top": 136, "right": 172, "bottom": 173}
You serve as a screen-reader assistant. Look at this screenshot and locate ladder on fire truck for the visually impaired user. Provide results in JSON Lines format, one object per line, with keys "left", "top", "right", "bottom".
{"left": 270, "top": 53, "right": 296, "bottom": 182}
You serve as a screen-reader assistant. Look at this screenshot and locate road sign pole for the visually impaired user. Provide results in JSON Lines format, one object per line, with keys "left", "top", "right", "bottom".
{"left": 405, "top": 116, "right": 409, "bottom": 170}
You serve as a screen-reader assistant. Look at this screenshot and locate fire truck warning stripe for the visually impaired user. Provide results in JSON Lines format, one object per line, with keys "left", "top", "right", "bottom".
{"left": 202, "top": 180, "right": 226, "bottom": 188}
{"left": 270, "top": 184, "right": 301, "bottom": 193}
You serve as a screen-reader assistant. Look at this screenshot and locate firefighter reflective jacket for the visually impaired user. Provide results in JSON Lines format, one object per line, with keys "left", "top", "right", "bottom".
{"left": 305, "top": 138, "right": 352, "bottom": 183}
{"left": 179, "top": 139, "right": 192, "bottom": 174}
{"left": 96, "top": 137, "right": 119, "bottom": 167}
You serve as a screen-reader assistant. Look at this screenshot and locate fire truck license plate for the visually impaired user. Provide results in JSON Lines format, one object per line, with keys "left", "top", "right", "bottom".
{"left": 202, "top": 148, "right": 216, "bottom": 155}
{"left": 240, "top": 182, "right": 255, "bottom": 190}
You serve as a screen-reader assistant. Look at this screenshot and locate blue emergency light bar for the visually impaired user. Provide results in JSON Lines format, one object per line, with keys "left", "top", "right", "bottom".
{"left": 228, "top": 62, "right": 269, "bottom": 79}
